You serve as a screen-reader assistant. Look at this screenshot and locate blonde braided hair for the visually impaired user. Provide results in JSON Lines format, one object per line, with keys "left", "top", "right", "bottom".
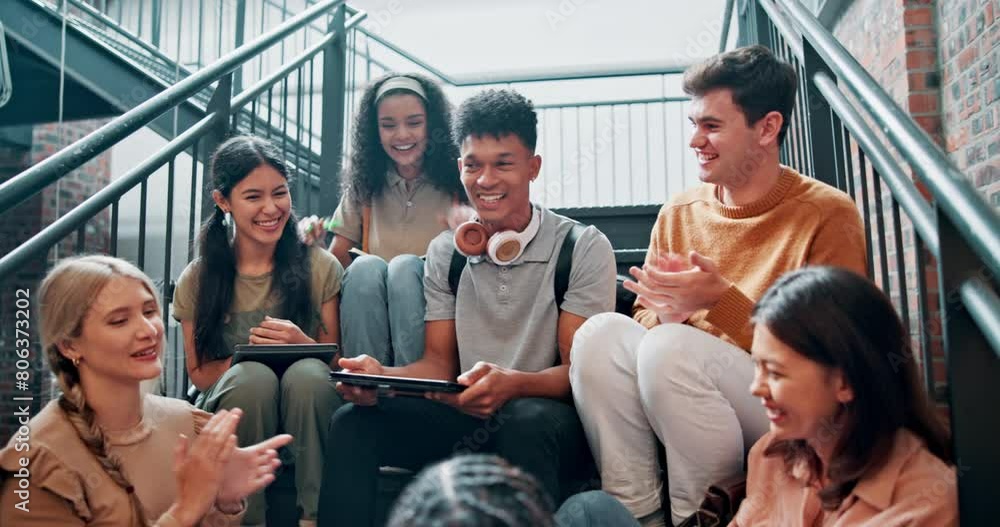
{"left": 40, "top": 255, "right": 161, "bottom": 525}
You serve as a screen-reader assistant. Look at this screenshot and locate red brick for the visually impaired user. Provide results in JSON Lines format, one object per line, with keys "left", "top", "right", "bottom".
{"left": 909, "top": 92, "right": 941, "bottom": 114}
{"left": 905, "top": 7, "right": 934, "bottom": 26}
{"left": 907, "top": 49, "right": 938, "bottom": 69}
{"left": 909, "top": 71, "right": 930, "bottom": 90}
{"left": 914, "top": 114, "right": 942, "bottom": 135}
{"left": 957, "top": 47, "right": 979, "bottom": 69}
{"left": 906, "top": 27, "right": 938, "bottom": 47}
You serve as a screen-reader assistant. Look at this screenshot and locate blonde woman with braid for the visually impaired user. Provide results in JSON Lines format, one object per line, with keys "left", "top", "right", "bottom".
{"left": 0, "top": 255, "right": 291, "bottom": 526}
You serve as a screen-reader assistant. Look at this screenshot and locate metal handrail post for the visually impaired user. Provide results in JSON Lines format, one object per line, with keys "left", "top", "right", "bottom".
{"left": 319, "top": 3, "right": 347, "bottom": 216}
{"left": 0, "top": 0, "right": 345, "bottom": 214}
{"left": 199, "top": 74, "right": 233, "bottom": 223}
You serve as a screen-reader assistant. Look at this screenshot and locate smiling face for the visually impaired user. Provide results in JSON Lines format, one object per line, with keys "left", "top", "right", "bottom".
{"left": 214, "top": 163, "right": 291, "bottom": 249}
{"left": 458, "top": 133, "right": 540, "bottom": 232}
{"left": 377, "top": 93, "right": 428, "bottom": 176}
{"left": 750, "top": 324, "right": 854, "bottom": 446}
{"left": 60, "top": 276, "right": 164, "bottom": 385}
{"left": 688, "top": 88, "right": 770, "bottom": 187}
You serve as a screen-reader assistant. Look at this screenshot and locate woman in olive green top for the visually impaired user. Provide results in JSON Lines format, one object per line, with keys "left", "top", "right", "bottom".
{"left": 327, "top": 73, "right": 465, "bottom": 367}
{"left": 172, "top": 136, "right": 343, "bottom": 527}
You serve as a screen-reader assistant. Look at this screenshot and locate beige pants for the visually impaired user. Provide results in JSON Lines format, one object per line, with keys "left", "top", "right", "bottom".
{"left": 569, "top": 313, "right": 769, "bottom": 525}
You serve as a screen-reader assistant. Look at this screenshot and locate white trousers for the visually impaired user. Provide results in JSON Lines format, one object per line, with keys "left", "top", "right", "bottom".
{"left": 569, "top": 313, "right": 769, "bottom": 525}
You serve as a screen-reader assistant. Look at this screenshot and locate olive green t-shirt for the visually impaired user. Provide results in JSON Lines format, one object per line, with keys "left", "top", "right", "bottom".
{"left": 172, "top": 246, "right": 343, "bottom": 361}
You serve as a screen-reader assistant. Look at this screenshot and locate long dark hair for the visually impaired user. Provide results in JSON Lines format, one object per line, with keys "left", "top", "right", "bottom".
{"left": 387, "top": 454, "right": 555, "bottom": 527}
{"left": 343, "top": 72, "right": 464, "bottom": 205}
{"left": 751, "top": 266, "right": 951, "bottom": 511}
{"left": 193, "top": 135, "right": 312, "bottom": 365}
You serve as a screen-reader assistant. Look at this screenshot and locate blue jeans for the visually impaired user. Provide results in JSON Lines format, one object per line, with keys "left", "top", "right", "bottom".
{"left": 556, "top": 491, "right": 640, "bottom": 527}
{"left": 340, "top": 254, "right": 426, "bottom": 366}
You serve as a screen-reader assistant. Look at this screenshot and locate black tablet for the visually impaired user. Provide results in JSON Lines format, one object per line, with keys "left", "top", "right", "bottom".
{"left": 329, "top": 371, "right": 466, "bottom": 394}
{"left": 232, "top": 343, "right": 338, "bottom": 375}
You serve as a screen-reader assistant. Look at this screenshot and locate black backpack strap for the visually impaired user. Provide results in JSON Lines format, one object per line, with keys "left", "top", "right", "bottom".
{"left": 555, "top": 224, "right": 585, "bottom": 309}
{"left": 448, "top": 249, "right": 467, "bottom": 297}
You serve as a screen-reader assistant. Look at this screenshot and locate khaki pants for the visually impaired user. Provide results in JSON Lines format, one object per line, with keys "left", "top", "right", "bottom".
{"left": 569, "top": 313, "right": 769, "bottom": 525}
{"left": 196, "top": 358, "right": 341, "bottom": 523}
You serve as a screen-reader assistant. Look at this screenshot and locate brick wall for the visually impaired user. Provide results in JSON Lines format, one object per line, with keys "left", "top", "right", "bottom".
{"left": 832, "top": 0, "right": 948, "bottom": 404}
{"left": 938, "top": 0, "right": 1000, "bottom": 205}
{"left": 0, "top": 120, "right": 111, "bottom": 444}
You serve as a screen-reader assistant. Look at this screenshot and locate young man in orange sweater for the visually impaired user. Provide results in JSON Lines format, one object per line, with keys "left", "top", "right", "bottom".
{"left": 568, "top": 45, "right": 867, "bottom": 527}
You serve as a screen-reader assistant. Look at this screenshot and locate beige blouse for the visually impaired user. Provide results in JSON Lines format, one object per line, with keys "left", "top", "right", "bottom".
{"left": 332, "top": 168, "right": 454, "bottom": 261}
{"left": 0, "top": 394, "right": 243, "bottom": 526}
{"left": 731, "top": 429, "right": 957, "bottom": 527}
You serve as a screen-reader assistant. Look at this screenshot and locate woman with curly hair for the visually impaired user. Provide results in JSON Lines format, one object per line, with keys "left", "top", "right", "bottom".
{"left": 326, "top": 73, "right": 465, "bottom": 367}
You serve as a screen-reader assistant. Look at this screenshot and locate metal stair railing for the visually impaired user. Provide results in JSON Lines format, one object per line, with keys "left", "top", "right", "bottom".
{"left": 0, "top": 0, "right": 357, "bottom": 214}
{"left": 260, "top": 0, "right": 700, "bottom": 209}
{"left": 0, "top": 20, "right": 11, "bottom": 108}
{"left": 67, "top": 0, "right": 705, "bottom": 209}
{"left": 0, "top": 0, "right": 365, "bottom": 397}
{"left": 742, "top": 1, "right": 1000, "bottom": 523}
{"left": 32, "top": 0, "right": 327, "bottom": 184}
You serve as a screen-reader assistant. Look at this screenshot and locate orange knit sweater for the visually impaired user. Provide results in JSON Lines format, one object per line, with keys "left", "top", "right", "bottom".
{"left": 633, "top": 166, "right": 867, "bottom": 351}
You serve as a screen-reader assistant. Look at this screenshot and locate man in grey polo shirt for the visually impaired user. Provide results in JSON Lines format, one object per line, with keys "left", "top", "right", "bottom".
{"left": 318, "top": 89, "right": 617, "bottom": 526}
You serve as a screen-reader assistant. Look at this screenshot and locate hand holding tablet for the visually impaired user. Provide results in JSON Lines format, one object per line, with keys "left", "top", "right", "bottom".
{"left": 331, "top": 355, "right": 467, "bottom": 405}
{"left": 329, "top": 371, "right": 466, "bottom": 394}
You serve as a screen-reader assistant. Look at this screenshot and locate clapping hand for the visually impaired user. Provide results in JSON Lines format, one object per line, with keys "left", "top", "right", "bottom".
{"left": 297, "top": 215, "right": 340, "bottom": 246}
{"left": 216, "top": 433, "right": 293, "bottom": 509}
{"left": 623, "top": 251, "right": 731, "bottom": 324}
{"left": 169, "top": 409, "right": 241, "bottom": 526}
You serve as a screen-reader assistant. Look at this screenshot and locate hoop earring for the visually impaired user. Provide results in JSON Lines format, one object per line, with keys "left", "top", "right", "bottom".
{"left": 72, "top": 357, "right": 80, "bottom": 367}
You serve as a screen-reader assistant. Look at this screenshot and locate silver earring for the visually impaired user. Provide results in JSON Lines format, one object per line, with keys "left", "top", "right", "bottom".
{"left": 223, "top": 211, "right": 236, "bottom": 245}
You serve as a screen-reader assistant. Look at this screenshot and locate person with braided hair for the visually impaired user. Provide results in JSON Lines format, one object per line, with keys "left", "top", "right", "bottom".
{"left": 0, "top": 255, "right": 291, "bottom": 526}
{"left": 387, "top": 454, "right": 639, "bottom": 527}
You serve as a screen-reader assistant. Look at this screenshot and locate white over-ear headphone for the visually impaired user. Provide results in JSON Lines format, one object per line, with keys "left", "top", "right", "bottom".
{"left": 455, "top": 207, "right": 542, "bottom": 265}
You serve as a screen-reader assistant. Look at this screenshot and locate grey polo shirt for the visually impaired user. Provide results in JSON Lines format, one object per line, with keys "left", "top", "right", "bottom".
{"left": 424, "top": 205, "right": 617, "bottom": 373}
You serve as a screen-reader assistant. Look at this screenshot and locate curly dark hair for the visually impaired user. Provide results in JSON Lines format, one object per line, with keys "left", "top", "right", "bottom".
{"left": 343, "top": 72, "right": 464, "bottom": 205}
{"left": 387, "top": 454, "right": 556, "bottom": 527}
{"left": 682, "top": 45, "right": 798, "bottom": 145}
{"left": 452, "top": 89, "right": 538, "bottom": 152}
